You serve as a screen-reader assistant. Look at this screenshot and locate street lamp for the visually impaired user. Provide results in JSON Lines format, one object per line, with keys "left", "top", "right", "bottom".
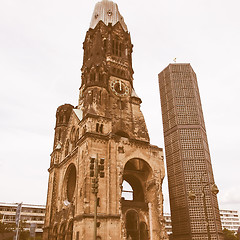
{"left": 89, "top": 154, "right": 105, "bottom": 240}
{"left": 188, "top": 175, "right": 219, "bottom": 240}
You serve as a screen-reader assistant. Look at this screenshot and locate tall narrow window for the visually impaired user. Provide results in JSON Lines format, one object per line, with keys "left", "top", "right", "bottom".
{"left": 66, "top": 165, "right": 76, "bottom": 202}
{"left": 126, "top": 211, "right": 139, "bottom": 240}
{"left": 140, "top": 222, "right": 148, "bottom": 240}
{"left": 99, "top": 90, "right": 102, "bottom": 104}
{"left": 112, "top": 40, "right": 115, "bottom": 54}
{"left": 59, "top": 223, "right": 66, "bottom": 240}
{"left": 116, "top": 41, "right": 119, "bottom": 56}
{"left": 58, "top": 128, "right": 61, "bottom": 140}
{"left": 122, "top": 180, "right": 133, "bottom": 200}
{"left": 90, "top": 72, "right": 95, "bottom": 82}
{"left": 65, "top": 140, "right": 70, "bottom": 157}
{"left": 103, "top": 39, "right": 107, "bottom": 53}
{"left": 88, "top": 90, "right": 93, "bottom": 103}
{"left": 99, "top": 73, "right": 102, "bottom": 82}
{"left": 96, "top": 123, "right": 99, "bottom": 132}
{"left": 119, "top": 43, "right": 122, "bottom": 57}
{"left": 100, "top": 124, "right": 103, "bottom": 133}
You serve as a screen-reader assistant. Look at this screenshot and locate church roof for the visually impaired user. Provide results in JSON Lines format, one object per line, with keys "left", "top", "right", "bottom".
{"left": 131, "top": 89, "right": 139, "bottom": 98}
{"left": 90, "top": 0, "right": 128, "bottom": 31}
{"left": 73, "top": 109, "right": 83, "bottom": 121}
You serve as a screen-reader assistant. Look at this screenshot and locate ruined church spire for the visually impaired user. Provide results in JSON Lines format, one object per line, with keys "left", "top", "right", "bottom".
{"left": 90, "top": 0, "right": 128, "bottom": 31}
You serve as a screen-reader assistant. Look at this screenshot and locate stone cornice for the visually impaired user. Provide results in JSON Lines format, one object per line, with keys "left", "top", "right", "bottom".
{"left": 74, "top": 213, "right": 120, "bottom": 221}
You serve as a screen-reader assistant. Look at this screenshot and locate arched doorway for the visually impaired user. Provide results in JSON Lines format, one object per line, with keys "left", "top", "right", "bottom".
{"left": 121, "top": 159, "right": 152, "bottom": 240}
{"left": 126, "top": 210, "right": 139, "bottom": 240}
{"left": 140, "top": 222, "right": 148, "bottom": 240}
{"left": 66, "top": 221, "right": 73, "bottom": 240}
{"left": 52, "top": 225, "right": 58, "bottom": 240}
{"left": 59, "top": 223, "right": 66, "bottom": 240}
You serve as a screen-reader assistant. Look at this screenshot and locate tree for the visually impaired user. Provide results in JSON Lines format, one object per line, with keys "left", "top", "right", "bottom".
{"left": 223, "top": 228, "right": 238, "bottom": 240}
{"left": 0, "top": 221, "right": 30, "bottom": 240}
{"left": 0, "top": 222, "right": 15, "bottom": 233}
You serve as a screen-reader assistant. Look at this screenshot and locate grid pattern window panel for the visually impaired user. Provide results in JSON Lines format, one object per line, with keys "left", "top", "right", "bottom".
{"left": 167, "top": 164, "right": 183, "bottom": 179}
{"left": 182, "top": 150, "right": 195, "bottom": 159}
{"left": 175, "top": 173, "right": 184, "bottom": 185}
{"left": 175, "top": 88, "right": 196, "bottom": 98}
{"left": 170, "top": 64, "right": 193, "bottom": 73}
{"left": 191, "top": 221, "right": 206, "bottom": 233}
{"left": 167, "top": 171, "right": 184, "bottom": 186}
{"left": 175, "top": 96, "right": 197, "bottom": 106}
{"left": 170, "top": 116, "right": 177, "bottom": 129}
{"left": 173, "top": 82, "right": 193, "bottom": 91}
{"left": 183, "top": 160, "right": 207, "bottom": 172}
{"left": 163, "top": 116, "right": 177, "bottom": 132}
{"left": 160, "top": 88, "right": 168, "bottom": 105}
{"left": 168, "top": 174, "right": 175, "bottom": 187}
{"left": 169, "top": 184, "right": 185, "bottom": 198}
{"left": 161, "top": 99, "right": 175, "bottom": 114}
{"left": 165, "top": 140, "right": 180, "bottom": 156}
{"left": 162, "top": 107, "right": 177, "bottom": 124}
{"left": 181, "top": 139, "right": 203, "bottom": 150}
{"left": 180, "top": 129, "right": 202, "bottom": 139}
{"left": 165, "top": 130, "right": 179, "bottom": 146}
{"left": 177, "top": 114, "right": 199, "bottom": 125}
{"left": 189, "top": 207, "right": 205, "bottom": 220}
{"left": 166, "top": 155, "right": 174, "bottom": 167}
{"left": 174, "top": 161, "right": 183, "bottom": 174}
{"left": 194, "top": 150, "right": 205, "bottom": 158}
{"left": 171, "top": 196, "right": 186, "bottom": 209}
{"left": 172, "top": 150, "right": 182, "bottom": 163}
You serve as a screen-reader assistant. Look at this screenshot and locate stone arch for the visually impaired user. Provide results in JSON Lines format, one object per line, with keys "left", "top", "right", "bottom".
{"left": 52, "top": 224, "right": 58, "bottom": 240}
{"left": 123, "top": 158, "right": 153, "bottom": 184}
{"left": 66, "top": 220, "right": 74, "bottom": 240}
{"left": 115, "top": 130, "right": 129, "bottom": 138}
{"left": 139, "top": 222, "right": 148, "bottom": 240}
{"left": 121, "top": 158, "right": 154, "bottom": 240}
{"left": 125, "top": 209, "right": 139, "bottom": 240}
{"left": 123, "top": 175, "right": 144, "bottom": 202}
{"left": 59, "top": 222, "right": 67, "bottom": 240}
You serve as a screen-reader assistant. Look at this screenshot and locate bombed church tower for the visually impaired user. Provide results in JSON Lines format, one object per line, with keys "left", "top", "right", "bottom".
{"left": 43, "top": 0, "right": 167, "bottom": 239}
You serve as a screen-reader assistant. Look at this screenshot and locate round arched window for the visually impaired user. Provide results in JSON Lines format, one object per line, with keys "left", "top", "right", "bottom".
{"left": 65, "top": 164, "right": 77, "bottom": 202}
{"left": 70, "top": 127, "right": 75, "bottom": 143}
{"left": 122, "top": 180, "right": 133, "bottom": 200}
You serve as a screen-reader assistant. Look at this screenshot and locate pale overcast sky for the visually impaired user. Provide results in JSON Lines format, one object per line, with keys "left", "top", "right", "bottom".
{"left": 0, "top": 0, "right": 240, "bottom": 214}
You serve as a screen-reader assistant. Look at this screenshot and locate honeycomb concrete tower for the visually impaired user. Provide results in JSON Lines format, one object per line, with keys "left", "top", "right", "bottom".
{"left": 43, "top": 1, "right": 168, "bottom": 239}
{"left": 158, "top": 64, "right": 223, "bottom": 240}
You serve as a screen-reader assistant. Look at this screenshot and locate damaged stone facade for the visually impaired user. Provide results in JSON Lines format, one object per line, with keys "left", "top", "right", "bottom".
{"left": 43, "top": 1, "right": 168, "bottom": 239}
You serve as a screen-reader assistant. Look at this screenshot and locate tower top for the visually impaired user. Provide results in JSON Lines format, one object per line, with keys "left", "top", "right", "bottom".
{"left": 90, "top": 0, "right": 128, "bottom": 31}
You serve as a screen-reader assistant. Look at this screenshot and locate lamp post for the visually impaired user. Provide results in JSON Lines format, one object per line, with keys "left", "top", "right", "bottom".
{"left": 89, "top": 154, "right": 105, "bottom": 240}
{"left": 188, "top": 175, "right": 219, "bottom": 240}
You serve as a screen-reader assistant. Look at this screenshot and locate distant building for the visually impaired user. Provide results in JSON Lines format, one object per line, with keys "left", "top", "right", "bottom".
{"left": 164, "top": 210, "right": 240, "bottom": 235}
{"left": 220, "top": 210, "right": 240, "bottom": 234}
{"left": 0, "top": 202, "right": 45, "bottom": 237}
{"left": 164, "top": 213, "right": 172, "bottom": 235}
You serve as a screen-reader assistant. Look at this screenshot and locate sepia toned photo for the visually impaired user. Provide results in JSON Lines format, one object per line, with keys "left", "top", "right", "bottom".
{"left": 0, "top": 0, "right": 240, "bottom": 239}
